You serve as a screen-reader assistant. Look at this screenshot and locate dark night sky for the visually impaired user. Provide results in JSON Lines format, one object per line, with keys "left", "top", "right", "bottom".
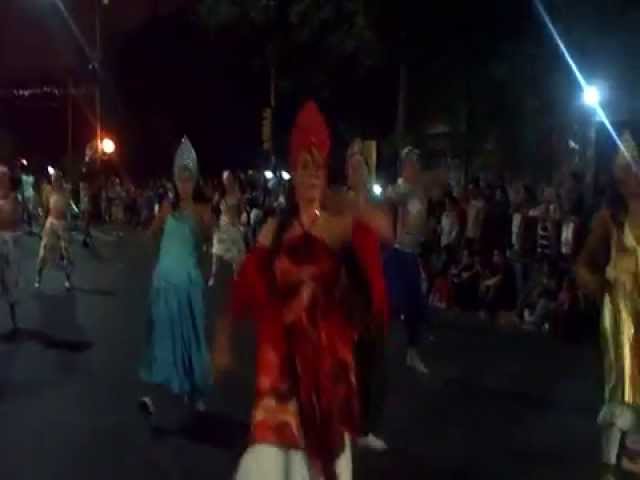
{"left": 0, "top": 0, "right": 606, "bottom": 179}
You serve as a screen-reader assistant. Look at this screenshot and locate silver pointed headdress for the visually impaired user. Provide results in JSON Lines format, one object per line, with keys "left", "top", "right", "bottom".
{"left": 174, "top": 136, "right": 198, "bottom": 180}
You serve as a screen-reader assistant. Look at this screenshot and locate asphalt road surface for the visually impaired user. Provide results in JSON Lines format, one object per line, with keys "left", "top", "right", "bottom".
{"left": 0, "top": 229, "right": 605, "bottom": 479}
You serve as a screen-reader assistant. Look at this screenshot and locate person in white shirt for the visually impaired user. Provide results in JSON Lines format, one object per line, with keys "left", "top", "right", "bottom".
{"left": 385, "top": 147, "right": 447, "bottom": 375}
{"left": 20, "top": 169, "right": 36, "bottom": 234}
{"left": 465, "top": 182, "right": 487, "bottom": 250}
{"left": 0, "top": 165, "right": 21, "bottom": 332}
{"left": 36, "top": 170, "right": 73, "bottom": 290}
{"left": 440, "top": 193, "right": 460, "bottom": 249}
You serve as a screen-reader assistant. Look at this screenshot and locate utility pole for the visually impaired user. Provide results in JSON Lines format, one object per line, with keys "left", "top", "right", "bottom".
{"left": 67, "top": 76, "right": 73, "bottom": 160}
{"left": 95, "top": 0, "right": 102, "bottom": 152}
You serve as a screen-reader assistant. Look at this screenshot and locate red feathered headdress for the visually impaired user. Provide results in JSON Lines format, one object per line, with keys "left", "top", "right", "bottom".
{"left": 289, "top": 101, "right": 331, "bottom": 169}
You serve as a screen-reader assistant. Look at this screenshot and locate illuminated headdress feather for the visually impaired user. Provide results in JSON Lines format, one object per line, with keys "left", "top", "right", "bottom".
{"left": 289, "top": 101, "right": 331, "bottom": 168}
{"left": 616, "top": 130, "right": 639, "bottom": 169}
{"left": 174, "top": 136, "right": 198, "bottom": 180}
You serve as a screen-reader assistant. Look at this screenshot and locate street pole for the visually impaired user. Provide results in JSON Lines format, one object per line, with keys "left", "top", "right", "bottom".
{"left": 95, "top": 0, "right": 102, "bottom": 155}
{"left": 586, "top": 114, "right": 597, "bottom": 205}
{"left": 67, "top": 76, "right": 73, "bottom": 162}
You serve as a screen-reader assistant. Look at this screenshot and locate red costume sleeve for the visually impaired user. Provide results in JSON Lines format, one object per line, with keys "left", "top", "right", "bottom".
{"left": 351, "top": 220, "right": 389, "bottom": 332}
{"left": 231, "top": 246, "right": 273, "bottom": 322}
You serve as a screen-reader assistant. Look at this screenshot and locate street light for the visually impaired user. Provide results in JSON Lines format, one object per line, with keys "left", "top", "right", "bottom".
{"left": 372, "top": 183, "right": 383, "bottom": 197}
{"left": 280, "top": 170, "right": 291, "bottom": 181}
{"left": 47, "top": 166, "right": 55, "bottom": 176}
{"left": 264, "top": 170, "right": 274, "bottom": 180}
{"left": 19, "top": 158, "right": 28, "bottom": 167}
{"left": 583, "top": 85, "right": 601, "bottom": 107}
{"left": 101, "top": 137, "right": 116, "bottom": 155}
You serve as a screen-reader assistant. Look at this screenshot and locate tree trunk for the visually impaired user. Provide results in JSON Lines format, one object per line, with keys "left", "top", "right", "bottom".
{"left": 66, "top": 76, "right": 74, "bottom": 179}
{"left": 395, "top": 62, "right": 407, "bottom": 171}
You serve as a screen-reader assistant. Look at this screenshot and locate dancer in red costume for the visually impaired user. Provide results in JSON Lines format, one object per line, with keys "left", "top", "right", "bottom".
{"left": 215, "top": 101, "right": 391, "bottom": 480}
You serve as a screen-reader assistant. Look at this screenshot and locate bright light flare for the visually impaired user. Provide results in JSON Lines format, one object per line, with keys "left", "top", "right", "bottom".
{"left": 280, "top": 171, "right": 291, "bottom": 181}
{"left": 534, "top": 0, "right": 630, "bottom": 164}
{"left": 372, "top": 183, "right": 383, "bottom": 197}
{"left": 264, "top": 170, "right": 274, "bottom": 180}
{"left": 101, "top": 138, "right": 116, "bottom": 154}
{"left": 53, "top": 0, "right": 95, "bottom": 70}
{"left": 47, "top": 166, "right": 55, "bottom": 176}
{"left": 20, "top": 158, "right": 28, "bottom": 166}
{"left": 583, "top": 85, "right": 601, "bottom": 107}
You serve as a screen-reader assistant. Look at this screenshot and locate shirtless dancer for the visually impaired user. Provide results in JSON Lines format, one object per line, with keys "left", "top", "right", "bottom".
{"left": 0, "top": 165, "right": 21, "bottom": 332}
{"left": 36, "top": 171, "right": 73, "bottom": 290}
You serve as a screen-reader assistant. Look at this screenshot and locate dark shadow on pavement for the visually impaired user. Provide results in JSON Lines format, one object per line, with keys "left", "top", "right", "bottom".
{"left": 83, "top": 243, "right": 111, "bottom": 263}
{"left": 33, "top": 290, "right": 92, "bottom": 351}
{"left": 74, "top": 286, "right": 117, "bottom": 297}
{"left": 183, "top": 411, "right": 249, "bottom": 452}
{"left": 0, "top": 327, "right": 93, "bottom": 352}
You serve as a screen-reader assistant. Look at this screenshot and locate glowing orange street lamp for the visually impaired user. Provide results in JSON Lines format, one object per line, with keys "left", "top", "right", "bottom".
{"left": 101, "top": 137, "right": 116, "bottom": 155}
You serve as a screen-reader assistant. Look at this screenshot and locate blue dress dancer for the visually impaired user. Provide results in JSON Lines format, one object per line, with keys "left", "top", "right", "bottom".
{"left": 140, "top": 137, "right": 212, "bottom": 418}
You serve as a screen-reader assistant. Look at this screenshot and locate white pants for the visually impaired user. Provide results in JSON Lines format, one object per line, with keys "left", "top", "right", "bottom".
{"left": 235, "top": 439, "right": 352, "bottom": 480}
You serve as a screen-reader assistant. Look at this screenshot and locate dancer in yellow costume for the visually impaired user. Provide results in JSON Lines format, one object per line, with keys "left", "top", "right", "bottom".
{"left": 578, "top": 131, "right": 640, "bottom": 474}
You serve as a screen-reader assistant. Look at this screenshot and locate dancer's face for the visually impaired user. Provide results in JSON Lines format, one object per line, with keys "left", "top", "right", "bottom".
{"left": 222, "top": 172, "right": 236, "bottom": 191}
{"left": 176, "top": 170, "right": 195, "bottom": 202}
{"left": 346, "top": 147, "right": 368, "bottom": 192}
{"left": 293, "top": 148, "right": 327, "bottom": 204}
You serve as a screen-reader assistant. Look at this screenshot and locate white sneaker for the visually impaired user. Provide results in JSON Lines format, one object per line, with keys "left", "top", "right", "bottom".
{"left": 34, "top": 280, "right": 40, "bottom": 289}
{"left": 406, "top": 349, "right": 429, "bottom": 375}
{"left": 138, "top": 396, "right": 155, "bottom": 415}
{"left": 357, "top": 433, "right": 388, "bottom": 451}
{"left": 208, "top": 276, "right": 214, "bottom": 287}
{"left": 64, "top": 280, "right": 72, "bottom": 291}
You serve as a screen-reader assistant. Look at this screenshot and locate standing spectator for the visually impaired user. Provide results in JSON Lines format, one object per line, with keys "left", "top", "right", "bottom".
{"left": 531, "top": 187, "right": 561, "bottom": 258}
{"left": 465, "top": 182, "right": 487, "bottom": 252}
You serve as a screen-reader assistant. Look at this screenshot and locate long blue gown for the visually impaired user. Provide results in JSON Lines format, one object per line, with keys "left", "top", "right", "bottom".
{"left": 140, "top": 211, "right": 212, "bottom": 399}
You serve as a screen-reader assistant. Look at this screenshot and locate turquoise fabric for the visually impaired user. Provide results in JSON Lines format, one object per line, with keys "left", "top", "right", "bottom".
{"left": 140, "top": 212, "right": 212, "bottom": 398}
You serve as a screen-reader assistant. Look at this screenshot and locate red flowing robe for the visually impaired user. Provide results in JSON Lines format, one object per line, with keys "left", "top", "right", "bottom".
{"left": 231, "top": 221, "right": 388, "bottom": 479}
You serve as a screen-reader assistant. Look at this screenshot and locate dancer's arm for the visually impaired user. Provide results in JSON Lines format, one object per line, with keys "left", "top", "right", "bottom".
{"left": 148, "top": 199, "right": 171, "bottom": 239}
{"left": 326, "top": 191, "right": 394, "bottom": 244}
{"left": 213, "top": 218, "right": 277, "bottom": 373}
{"left": 576, "top": 209, "right": 611, "bottom": 299}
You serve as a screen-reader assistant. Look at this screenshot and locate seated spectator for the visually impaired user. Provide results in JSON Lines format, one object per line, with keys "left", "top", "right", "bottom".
{"left": 520, "top": 260, "right": 560, "bottom": 331}
{"left": 550, "top": 275, "right": 580, "bottom": 339}
{"left": 479, "top": 249, "right": 518, "bottom": 322}
{"left": 450, "top": 249, "right": 480, "bottom": 311}
{"left": 465, "top": 182, "right": 487, "bottom": 252}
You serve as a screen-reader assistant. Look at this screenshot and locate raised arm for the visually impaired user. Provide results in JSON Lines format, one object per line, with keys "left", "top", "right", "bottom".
{"left": 325, "top": 190, "right": 394, "bottom": 245}
{"left": 148, "top": 199, "right": 172, "bottom": 239}
{"left": 353, "top": 202, "right": 394, "bottom": 245}
{"left": 212, "top": 218, "right": 276, "bottom": 360}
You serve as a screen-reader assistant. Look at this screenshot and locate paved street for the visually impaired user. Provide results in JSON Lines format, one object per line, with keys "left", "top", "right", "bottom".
{"left": 0, "top": 230, "right": 605, "bottom": 479}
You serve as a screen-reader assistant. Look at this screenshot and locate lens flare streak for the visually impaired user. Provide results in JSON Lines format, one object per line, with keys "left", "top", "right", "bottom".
{"left": 534, "top": 0, "right": 630, "bottom": 163}
{"left": 53, "top": 0, "right": 98, "bottom": 71}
